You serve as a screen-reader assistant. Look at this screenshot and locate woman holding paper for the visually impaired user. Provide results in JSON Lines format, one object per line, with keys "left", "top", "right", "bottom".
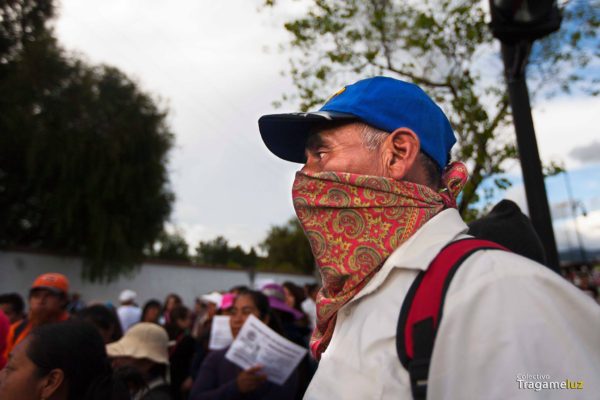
{"left": 189, "top": 290, "right": 299, "bottom": 400}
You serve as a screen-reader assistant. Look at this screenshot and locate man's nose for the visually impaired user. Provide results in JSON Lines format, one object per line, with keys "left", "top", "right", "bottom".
{"left": 301, "top": 156, "right": 318, "bottom": 174}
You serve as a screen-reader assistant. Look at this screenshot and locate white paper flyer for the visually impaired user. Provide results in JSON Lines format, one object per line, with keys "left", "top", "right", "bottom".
{"left": 208, "top": 315, "right": 234, "bottom": 350}
{"left": 225, "top": 314, "right": 307, "bottom": 385}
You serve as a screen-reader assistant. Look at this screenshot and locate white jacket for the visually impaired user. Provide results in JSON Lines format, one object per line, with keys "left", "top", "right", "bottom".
{"left": 304, "top": 209, "right": 600, "bottom": 400}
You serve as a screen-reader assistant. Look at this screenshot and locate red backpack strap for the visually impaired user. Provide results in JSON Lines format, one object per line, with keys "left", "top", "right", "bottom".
{"left": 396, "top": 238, "right": 508, "bottom": 400}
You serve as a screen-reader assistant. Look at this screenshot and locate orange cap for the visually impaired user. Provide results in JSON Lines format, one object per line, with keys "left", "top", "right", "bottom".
{"left": 31, "top": 273, "right": 69, "bottom": 295}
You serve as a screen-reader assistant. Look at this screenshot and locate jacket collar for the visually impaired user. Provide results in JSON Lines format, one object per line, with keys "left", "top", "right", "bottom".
{"left": 350, "top": 208, "right": 468, "bottom": 303}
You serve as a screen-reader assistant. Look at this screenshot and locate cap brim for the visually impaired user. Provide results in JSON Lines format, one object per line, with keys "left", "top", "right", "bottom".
{"left": 30, "top": 286, "right": 64, "bottom": 295}
{"left": 259, "top": 111, "right": 357, "bottom": 163}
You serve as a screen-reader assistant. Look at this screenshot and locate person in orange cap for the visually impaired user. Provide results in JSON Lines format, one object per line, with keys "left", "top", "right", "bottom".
{"left": 3, "top": 273, "right": 70, "bottom": 360}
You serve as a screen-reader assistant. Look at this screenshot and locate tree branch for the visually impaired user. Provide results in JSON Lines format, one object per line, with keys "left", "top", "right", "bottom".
{"left": 487, "top": 95, "right": 510, "bottom": 134}
{"left": 368, "top": 0, "right": 455, "bottom": 91}
{"left": 373, "top": 61, "right": 452, "bottom": 89}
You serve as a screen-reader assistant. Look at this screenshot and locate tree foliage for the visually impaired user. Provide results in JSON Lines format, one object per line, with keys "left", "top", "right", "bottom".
{"left": 264, "top": 0, "right": 599, "bottom": 218}
{"left": 0, "top": 0, "right": 174, "bottom": 281}
{"left": 194, "top": 224, "right": 313, "bottom": 274}
{"left": 146, "top": 231, "right": 190, "bottom": 262}
{"left": 195, "top": 236, "right": 260, "bottom": 268}
{"left": 260, "top": 217, "right": 314, "bottom": 274}
{"left": 0, "top": 0, "right": 54, "bottom": 66}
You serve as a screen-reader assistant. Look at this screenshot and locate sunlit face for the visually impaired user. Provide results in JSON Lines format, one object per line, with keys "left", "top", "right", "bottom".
{"left": 229, "top": 295, "right": 261, "bottom": 338}
{"left": 302, "top": 123, "right": 386, "bottom": 176}
{"left": 0, "top": 339, "right": 44, "bottom": 400}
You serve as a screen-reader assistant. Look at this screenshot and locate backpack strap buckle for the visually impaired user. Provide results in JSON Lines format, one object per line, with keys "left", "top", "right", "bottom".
{"left": 408, "top": 357, "right": 430, "bottom": 399}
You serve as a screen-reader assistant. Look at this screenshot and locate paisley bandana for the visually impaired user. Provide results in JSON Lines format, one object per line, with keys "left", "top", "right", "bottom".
{"left": 292, "top": 162, "right": 468, "bottom": 359}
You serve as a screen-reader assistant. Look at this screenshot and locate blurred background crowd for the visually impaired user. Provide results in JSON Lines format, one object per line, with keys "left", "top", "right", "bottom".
{"left": 0, "top": 272, "right": 320, "bottom": 400}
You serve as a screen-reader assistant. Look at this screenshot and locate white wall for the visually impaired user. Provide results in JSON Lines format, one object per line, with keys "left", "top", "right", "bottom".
{"left": 0, "top": 250, "right": 317, "bottom": 307}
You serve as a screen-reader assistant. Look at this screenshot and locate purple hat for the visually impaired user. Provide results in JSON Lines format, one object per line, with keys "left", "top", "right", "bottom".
{"left": 261, "top": 283, "right": 304, "bottom": 320}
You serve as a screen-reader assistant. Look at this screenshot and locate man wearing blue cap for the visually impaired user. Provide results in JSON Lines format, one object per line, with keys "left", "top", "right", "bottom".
{"left": 258, "top": 76, "right": 600, "bottom": 399}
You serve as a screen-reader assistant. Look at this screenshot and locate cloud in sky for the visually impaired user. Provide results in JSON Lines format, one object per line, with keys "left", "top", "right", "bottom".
{"left": 53, "top": 0, "right": 600, "bottom": 252}
{"left": 554, "top": 210, "right": 600, "bottom": 252}
{"left": 55, "top": 0, "right": 305, "bottom": 250}
{"left": 570, "top": 141, "right": 600, "bottom": 165}
{"left": 530, "top": 96, "right": 600, "bottom": 170}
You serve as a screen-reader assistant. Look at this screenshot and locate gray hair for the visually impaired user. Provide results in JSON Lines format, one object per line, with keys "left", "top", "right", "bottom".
{"left": 359, "top": 123, "right": 388, "bottom": 151}
{"left": 357, "top": 122, "right": 442, "bottom": 188}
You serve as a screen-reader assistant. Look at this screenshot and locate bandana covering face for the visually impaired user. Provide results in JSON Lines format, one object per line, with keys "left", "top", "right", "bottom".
{"left": 292, "top": 162, "right": 468, "bottom": 359}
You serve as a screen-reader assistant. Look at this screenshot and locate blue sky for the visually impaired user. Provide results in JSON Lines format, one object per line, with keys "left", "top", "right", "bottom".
{"left": 479, "top": 164, "right": 600, "bottom": 216}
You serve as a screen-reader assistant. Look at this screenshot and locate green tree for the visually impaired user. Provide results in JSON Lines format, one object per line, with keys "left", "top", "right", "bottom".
{"left": 147, "top": 231, "right": 190, "bottom": 262}
{"left": 0, "top": 0, "right": 174, "bottom": 281}
{"left": 260, "top": 217, "right": 314, "bottom": 274}
{"left": 229, "top": 245, "right": 260, "bottom": 268}
{"left": 195, "top": 236, "right": 260, "bottom": 268}
{"left": 0, "top": 0, "right": 54, "bottom": 66}
{"left": 195, "top": 236, "right": 231, "bottom": 265}
{"left": 264, "top": 0, "right": 599, "bottom": 218}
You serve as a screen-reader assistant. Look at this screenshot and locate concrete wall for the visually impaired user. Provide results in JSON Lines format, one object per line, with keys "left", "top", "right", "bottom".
{"left": 0, "top": 250, "right": 317, "bottom": 307}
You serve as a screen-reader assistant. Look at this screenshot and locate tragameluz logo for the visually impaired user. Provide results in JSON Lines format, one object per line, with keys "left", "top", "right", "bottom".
{"left": 516, "top": 374, "right": 584, "bottom": 392}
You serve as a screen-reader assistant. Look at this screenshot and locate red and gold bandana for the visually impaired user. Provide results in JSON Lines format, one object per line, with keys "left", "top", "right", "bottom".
{"left": 292, "top": 162, "right": 468, "bottom": 359}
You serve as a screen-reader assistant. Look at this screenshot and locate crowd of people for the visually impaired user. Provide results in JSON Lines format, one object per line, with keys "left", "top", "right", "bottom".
{"left": 0, "top": 272, "right": 320, "bottom": 400}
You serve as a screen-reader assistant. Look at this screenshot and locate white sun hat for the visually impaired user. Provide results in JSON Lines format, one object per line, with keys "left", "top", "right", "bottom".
{"left": 200, "top": 291, "right": 223, "bottom": 306}
{"left": 106, "top": 322, "right": 170, "bottom": 365}
{"left": 119, "top": 289, "right": 137, "bottom": 303}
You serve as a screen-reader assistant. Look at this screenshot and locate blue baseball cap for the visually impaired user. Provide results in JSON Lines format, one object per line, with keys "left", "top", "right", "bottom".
{"left": 258, "top": 76, "right": 456, "bottom": 170}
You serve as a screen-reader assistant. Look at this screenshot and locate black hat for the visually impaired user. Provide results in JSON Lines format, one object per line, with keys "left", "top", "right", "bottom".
{"left": 468, "top": 199, "right": 547, "bottom": 266}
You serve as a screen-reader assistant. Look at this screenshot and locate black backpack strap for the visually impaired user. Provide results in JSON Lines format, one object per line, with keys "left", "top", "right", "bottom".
{"left": 396, "top": 238, "right": 507, "bottom": 400}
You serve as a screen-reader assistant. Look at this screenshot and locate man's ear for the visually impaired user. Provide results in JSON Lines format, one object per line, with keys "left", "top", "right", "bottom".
{"left": 382, "top": 128, "right": 420, "bottom": 181}
{"left": 40, "top": 369, "right": 65, "bottom": 400}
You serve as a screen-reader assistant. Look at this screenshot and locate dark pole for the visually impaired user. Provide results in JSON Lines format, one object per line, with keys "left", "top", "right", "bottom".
{"left": 501, "top": 41, "right": 560, "bottom": 272}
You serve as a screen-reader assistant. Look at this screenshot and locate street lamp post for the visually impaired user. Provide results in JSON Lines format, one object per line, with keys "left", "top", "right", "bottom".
{"left": 489, "top": 0, "right": 562, "bottom": 272}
